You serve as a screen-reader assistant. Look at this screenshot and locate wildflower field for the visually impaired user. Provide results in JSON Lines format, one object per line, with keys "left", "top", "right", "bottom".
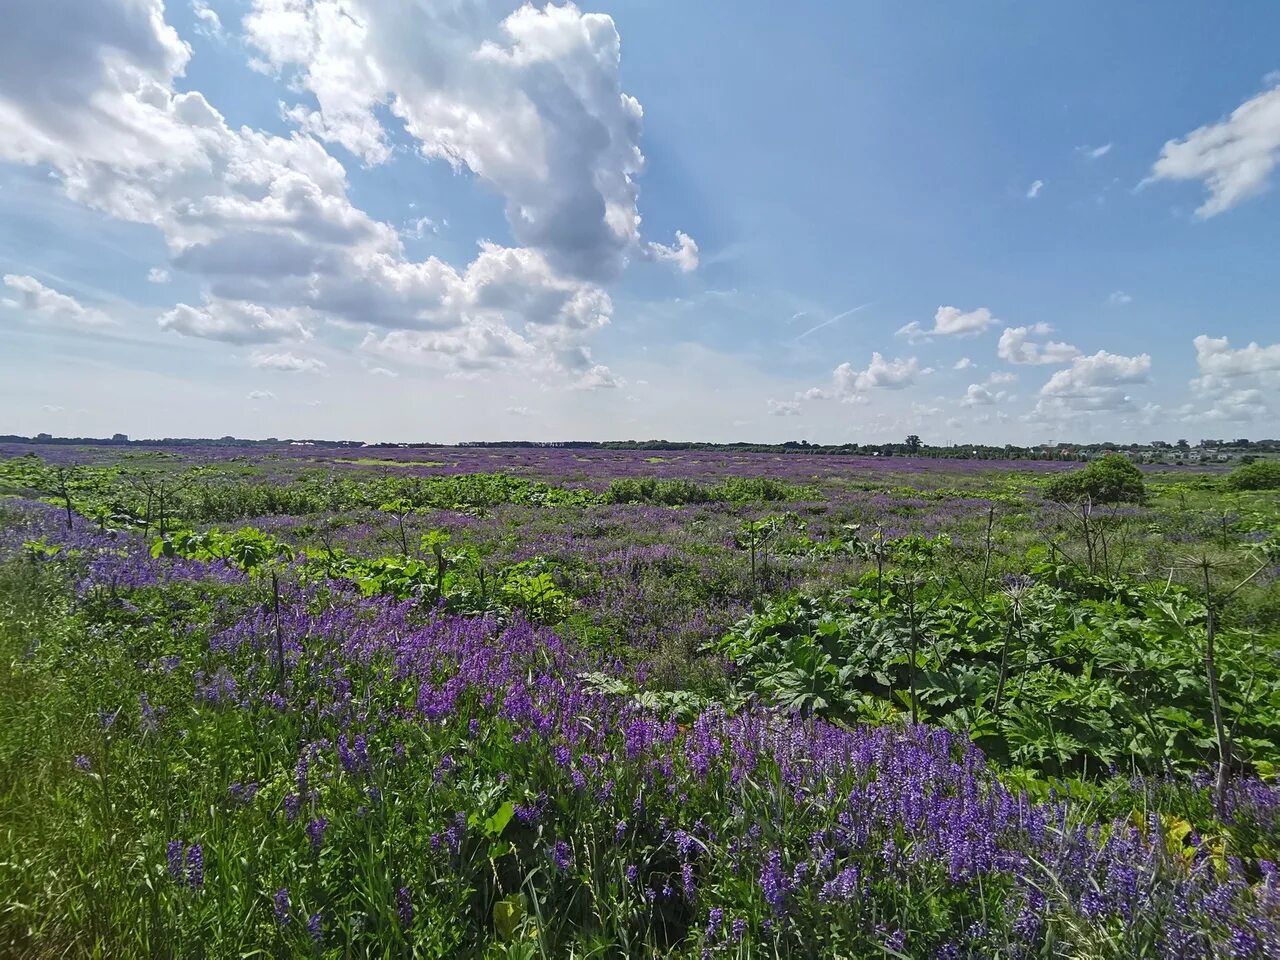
{"left": 1, "top": 444, "right": 1278, "bottom": 958}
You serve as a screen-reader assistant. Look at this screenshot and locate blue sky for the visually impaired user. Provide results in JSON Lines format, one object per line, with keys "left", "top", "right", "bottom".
{"left": 2, "top": 0, "right": 1279, "bottom": 444}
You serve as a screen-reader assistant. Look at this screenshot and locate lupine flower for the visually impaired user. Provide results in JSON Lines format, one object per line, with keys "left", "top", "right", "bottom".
{"left": 167, "top": 840, "right": 184, "bottom": 882}
{"left": 185, "top": 844, "right": 204, "bottom": 888}
{"left": 307, "top": 911, "right": 323, "bottom": 942}
{"left": 273, "top": 888, "right": 290, "bottom": 926}
{"left": 550, "top": 840, "right": 573, "bottom": 872}
{"left": 307, "top": 817, "right": 328, "bottom": 851}
{"left": 397, "top": 886, "right": 413, "bottom": 927}
{"left": 73, "top": 754, "right": 91, "bottom": 772}
{"left": 759, "top": 849, "right": 789, "bottom": 916}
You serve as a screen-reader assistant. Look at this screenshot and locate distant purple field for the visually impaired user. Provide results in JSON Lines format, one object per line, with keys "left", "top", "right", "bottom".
{"left": 1, "top": 442, "right": 1213, "bottom": 485}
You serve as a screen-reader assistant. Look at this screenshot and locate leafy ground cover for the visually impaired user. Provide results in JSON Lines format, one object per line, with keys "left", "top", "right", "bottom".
{"left": 0, "top": 445, "right": 1278, "bottom": 957}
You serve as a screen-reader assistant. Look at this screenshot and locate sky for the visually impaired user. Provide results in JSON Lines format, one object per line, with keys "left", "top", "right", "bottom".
{"left": 2, "top": 1, "right": 1280, "bottom": 445}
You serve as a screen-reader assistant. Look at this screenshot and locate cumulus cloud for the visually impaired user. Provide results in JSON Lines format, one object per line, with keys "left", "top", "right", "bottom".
{"left": 1107, "top": 290, "right": 1132, "bottom": 305}
{"left": 0, "top": 0, "right": 678, "bottom": 384}
{"left": 997, "top": 324, "right": 1081, "bottom": 365}
{"left": 1026, "top": 179, "right": 1044, "bottom": 198}
{"left": 367, "top": 366, "right": 398, "bottom": 378}
{"left": 575, "top": 364, "right": 622, "bottom": 390}
{"left": 802, "top": 352, "right": 924, "bottom": 403}
{"left": 2, "top": 274, "right": 112, "bottom": 327}
{"left": 1193, "top": 334, "right": 1280, "bottom": 379}
{"left": 247, "top": 389, "right": 276, "bottom": 401}
{"left": 897, "top": 306, "right": 997, "bottom": 342}
{"left": 1148, "top": 80, "right": 1280, "bottom": 217}
{"left": 148, "top": 268, "right": 170, "bottom": 284}
{"left": 1189, "top": 388, "right": 1271, "bottom": 423}
{"left": 249, "top": 350, "right": 327, "bottom": 372}
{"left": 243, "top": 0, "right": 696, "bottom": 281}
{"left": 1183, "top": 334, "right": 1280, "bottom": 423}
{"left": 953, "top": 357, "right": 974, "bottom": 370}
{"left": 767, "top": 399, "right": 800, "bottom": 417}
{"left": 1033, "top": 350, "right": 1151, "bottom": 417}
{"left": 159, "top": 300, "right": 312, "bottom": 345}
{"left": 960, "top": 372, "right": 1014, "bottom": 407}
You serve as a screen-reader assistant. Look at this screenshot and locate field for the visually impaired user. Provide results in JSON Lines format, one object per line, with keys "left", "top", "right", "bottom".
{"left": 1, "top": 444, "right": 1278, "bottom": 958}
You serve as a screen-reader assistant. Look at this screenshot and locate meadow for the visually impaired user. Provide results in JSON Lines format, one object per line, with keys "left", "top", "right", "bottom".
{"left": 0, "top": 443, "right": 1278, "bottom": 958}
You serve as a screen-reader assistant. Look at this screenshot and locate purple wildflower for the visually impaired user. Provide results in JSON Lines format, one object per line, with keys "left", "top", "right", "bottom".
{"left": 185, "top": 843, "right": 204, "bottom": 888}
{"left": 273, "top": 888, "right": 290, "bottom": 926}
{"left": 307, "top": 817, "right": 328, "bottom": 851}
{"left": 166, "top": 840, "right": 184, "bottom": 882}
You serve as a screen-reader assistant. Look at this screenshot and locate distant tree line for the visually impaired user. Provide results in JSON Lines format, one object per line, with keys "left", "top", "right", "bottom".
{"left": 4, "top": 433, "right": 1276, "bottom": 462}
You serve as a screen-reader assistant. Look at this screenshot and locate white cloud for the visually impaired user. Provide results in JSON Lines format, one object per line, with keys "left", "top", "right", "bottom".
{"left": 505, "top": 405, "right": 533, "bottom": 417}
{"left": 647, "top": 231, "right": 699, "bottom": 272}
{"left": 961, "top": 384, "right": 994, "bottom": 406}
{"left": 191, "top": 1, "right": 223, "bottom": 40}
{"left": 148, "top": 268, "right": 170, "bottom": 284}
{"left": 767, "top": 399, "right": 800, "bottom": 416}
{"left": 1193, "top": 334, "right": 1280, "bottom": 378}
{"left": 1148, "top": 80, "right": 1280, "bottom": 217}
{"left": 0, "top": 0, "right": 675, "bottom": 386}
{"left": 1184, "top": 334, "right": 1280, "bottom": 423}
{"left": 1033, "top": 350, "right": 1151, "bottom": 417}
{"left": 1026, "top": 179, "right": 1045, "bottom": 199}
{"left": 1085, "top": 143, "right": 1112, "bottom": 160}
{"left": 159, "top": 301, "right": 312, "bottom": 345}
{"left": 368, "top": 366, "right": 398, "bottom": 378}
{"left": 575, "top": 364, "right": 622, "bottom": 390}
{"left": 249, "top": 350, "right": 327, "bottom": 372}
{"left": 2, "top": 274, "right": 112, "bottom": 327}
{"left": 1107, "top": 290, "right": 1132, "bottom": 305}
{"left": 953, "top": 357, "right": 973, "bottom": 370}
{"left": 402, "top": 217, "right": 438, "bottom": 240}
{"left": 897, "top": 306, "right": 997, "bottom": 342}
{"left": 997, "top": 324, "right": 1081, "bottom": 365}
{"left": 243, "top": 0, "right": 696, "bottom": 281}
{"left": 802, "top": 353, "right": 922, "bottom": 402}
{"left": 247, "top": 389, "right": 276, "bottom": 401}
{"left": 1197, "top": 389, "right": 1270, "bottom": 422}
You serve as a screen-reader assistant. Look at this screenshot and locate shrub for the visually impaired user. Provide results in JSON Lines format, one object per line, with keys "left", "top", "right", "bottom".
{"left": 1043, "top": 454, "right": 1146, "bottom": 505}
{"left": 1224, "top": 459, "right": 1280, "bottom": 492}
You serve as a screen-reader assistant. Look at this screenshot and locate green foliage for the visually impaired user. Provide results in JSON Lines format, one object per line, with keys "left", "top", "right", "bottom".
{"left": 1043, "top": 454, "right": 1147, "bottom": 505}
{"left": 0, "top": 456, "right": 600, "bottom": 526}
{"left": 152, "top": 526, "right": 295, "bottom": 572}
{"left": 1224, "top": 458, "right": 1280, "bottom": 491}
{"left": 715, "top": 571, "right": 1280, "bottom": 778}
{"left": 603, "top": 476, "right": 818, "bottom": 505}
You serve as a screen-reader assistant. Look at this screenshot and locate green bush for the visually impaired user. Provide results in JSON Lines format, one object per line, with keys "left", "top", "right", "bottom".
{"left": 1043, "top": 454, "right": 1146, "bottom": 505}
{"left": 1224, "top": 459, "right": 1280, "bottom": 492}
